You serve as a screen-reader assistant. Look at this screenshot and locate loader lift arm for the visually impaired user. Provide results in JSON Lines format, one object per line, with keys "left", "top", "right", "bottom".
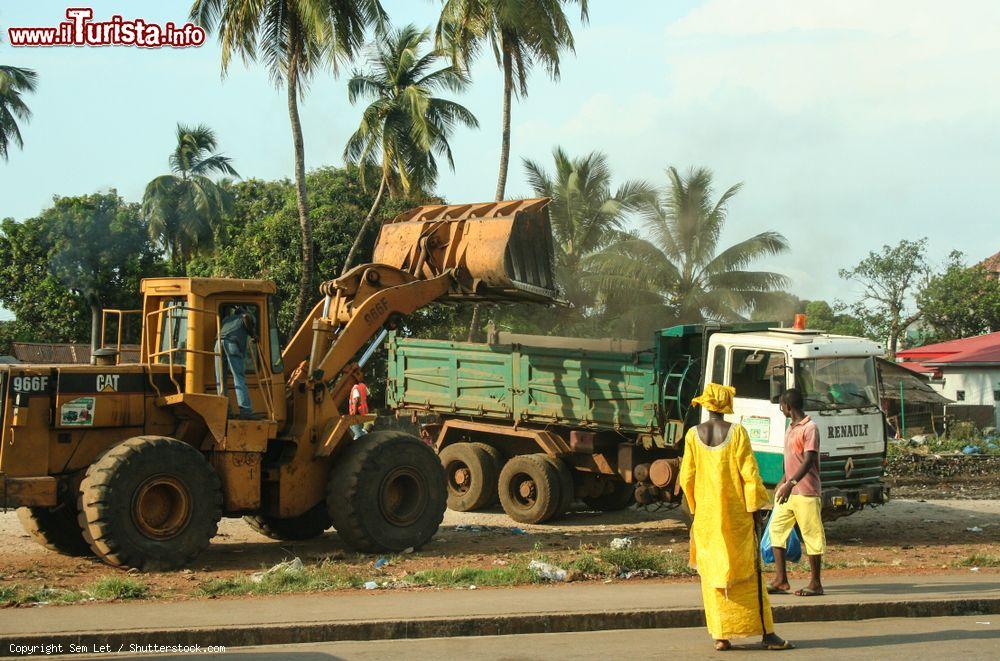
{"left": 279, "top": 198, "right": 558, "bottom": 459}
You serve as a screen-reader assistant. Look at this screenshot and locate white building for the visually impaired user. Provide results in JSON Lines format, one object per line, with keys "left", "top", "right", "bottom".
{"left": 897, "top": 331, "right": 1000, "bottom": 430}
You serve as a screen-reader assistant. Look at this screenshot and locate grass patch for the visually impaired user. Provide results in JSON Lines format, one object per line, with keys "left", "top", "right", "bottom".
{"left": 825, "top": 557, "right": 886, "bottom": 570}
{"left": 404, "top": 564, "right": 541, "bottom": 588}
{"left": 198, "top": 564, "right": 364, "bottom": 597}
{"left": 0, "top": 585, "right": 18, "bottom": 605}
{"left": 0, "top": 585, "right": 88, "bottom": 606}
{"left": 957, "top": 554, "right": 1000, "bottom": 568}
{"left": 597, "top": 545, "right": 693, "bottom": 577}
{"left": 0, "top": 576, "right": 151, "bottom": 607}
{"left": 90, "top": 576, "right": 149, "bottom": 601}
{"left": 197, "top": 543, "right": 700, "bottom": 599}
{"left": 567, "top": 554, "right": 607, "bottom": 575}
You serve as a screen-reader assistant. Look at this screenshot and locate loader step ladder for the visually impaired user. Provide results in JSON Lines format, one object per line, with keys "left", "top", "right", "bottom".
{"left": 662, "top": 355, "right": 696, "bottom": 422}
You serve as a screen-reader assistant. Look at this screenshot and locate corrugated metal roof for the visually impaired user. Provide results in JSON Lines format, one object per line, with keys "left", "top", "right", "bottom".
{"left": 897, "top": 331, "right": 1000, "bottom": 365}
{"left": 877, "top": 358, "right": 951, "bottom": 404}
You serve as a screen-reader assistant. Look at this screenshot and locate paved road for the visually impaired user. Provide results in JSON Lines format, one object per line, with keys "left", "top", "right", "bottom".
{"left": 75, "top": 616, "right": 997, "bottom": 660}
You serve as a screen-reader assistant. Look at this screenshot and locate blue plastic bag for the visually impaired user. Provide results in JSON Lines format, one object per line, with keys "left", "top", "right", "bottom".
{"left": 760, "top": 510, "right": 802, "bottom": 564}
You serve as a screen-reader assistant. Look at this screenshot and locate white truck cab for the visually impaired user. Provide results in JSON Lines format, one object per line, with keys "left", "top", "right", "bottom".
{"left": 702, "top": 324, "right": 888, "bottom": 519}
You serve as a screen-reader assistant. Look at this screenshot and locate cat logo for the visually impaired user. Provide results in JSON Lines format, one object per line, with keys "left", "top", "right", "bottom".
{"left": 844, "top": 456, "right": 855, "bottom": 478}
{"left": 96, "top": 374, "right": 120, "bottom": 392}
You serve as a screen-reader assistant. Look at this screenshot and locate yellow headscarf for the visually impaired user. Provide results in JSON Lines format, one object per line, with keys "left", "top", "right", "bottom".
{"left": 691, "top": 382, "right": 735, "bottom": 414}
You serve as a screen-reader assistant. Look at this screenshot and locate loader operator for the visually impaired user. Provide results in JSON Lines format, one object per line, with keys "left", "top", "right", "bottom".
{"left": 349, "top": 381, "right": 370, "bottom": 439}
{"left": 216, "top": 305, "right": 256, "bottom": 419}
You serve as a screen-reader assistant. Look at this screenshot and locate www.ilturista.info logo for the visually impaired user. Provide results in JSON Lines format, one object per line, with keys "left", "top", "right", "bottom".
{"left": 7, "top": 8, "right": 206, "bottom": 48}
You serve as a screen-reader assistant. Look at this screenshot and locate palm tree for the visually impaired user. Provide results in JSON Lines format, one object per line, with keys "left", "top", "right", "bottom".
{"left": 191, "top": 0, "right": 387, "bottom": 327}
{"left": 341, "top": 24, "right": 478, "bottom": 274}
{"left": 142, "top": 124, "right": 239, "bottom": 272}
{"left": 436, "top": 0, "right": 589, "bottom": 202}
{"left": 437, "top": 0, "right": 588, "bottom": 341}
{"left": 0, "top": 65, "right": 38, "bottom": 161}
{"left": 587, "top": 167, "right": 790, "bottom": 338}
{"left": 523, "top": 147, "right": 653, "bottom": 312}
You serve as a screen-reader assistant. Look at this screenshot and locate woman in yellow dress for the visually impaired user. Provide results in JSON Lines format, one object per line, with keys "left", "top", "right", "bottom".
{"left": 679, "top": 383, "right": 792, "bottom": 651}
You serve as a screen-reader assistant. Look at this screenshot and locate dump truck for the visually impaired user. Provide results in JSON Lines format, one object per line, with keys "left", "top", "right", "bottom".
{"left": 387, "top": 320, "right": 888, "bottom": 524}
{"left": 0, "top": 198, "right": 557, "bottom": 569}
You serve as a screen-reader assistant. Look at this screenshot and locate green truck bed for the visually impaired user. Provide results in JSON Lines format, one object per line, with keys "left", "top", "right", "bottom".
{"left": 386, "top": 334, "right": 664, "bottom": 434}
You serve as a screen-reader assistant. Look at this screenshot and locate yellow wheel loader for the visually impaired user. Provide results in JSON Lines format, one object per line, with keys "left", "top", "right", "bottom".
{"left": 0, "top": 199, "right": 556, "bottom": 570}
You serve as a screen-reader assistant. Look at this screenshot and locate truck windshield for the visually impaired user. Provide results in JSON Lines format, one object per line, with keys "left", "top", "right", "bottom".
{"left": 798, "top": 357, "right": 878, "bottom": 410}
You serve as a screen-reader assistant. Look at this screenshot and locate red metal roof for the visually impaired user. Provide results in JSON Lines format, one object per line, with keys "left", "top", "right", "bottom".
{"left": 896, "top": 361, "right": 937, "bottom": 374}
{"left": 897, "top": 331, "right": 1000, "bottom": 366}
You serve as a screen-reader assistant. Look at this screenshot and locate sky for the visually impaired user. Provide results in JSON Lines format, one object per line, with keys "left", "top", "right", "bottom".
{"left": 2, "top": 0, "right": 999, "bottom": 314}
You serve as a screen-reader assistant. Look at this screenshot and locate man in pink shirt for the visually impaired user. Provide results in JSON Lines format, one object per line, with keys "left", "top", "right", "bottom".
{"left": 768, "top": 388, "right": 826, "bottom": 597}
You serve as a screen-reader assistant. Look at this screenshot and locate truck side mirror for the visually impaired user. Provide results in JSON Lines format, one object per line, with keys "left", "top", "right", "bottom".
{"left": 769, "top": 376, "right": 785, "bottom": 404}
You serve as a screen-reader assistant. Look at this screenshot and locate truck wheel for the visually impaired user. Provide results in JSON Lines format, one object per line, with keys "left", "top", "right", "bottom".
{"left": 439, "top": 442, "right": 499, "bottom": 511}
{"left": 471, "top": 442, "right": 505, "bottom": 506}
{"left": 328, "top": 431, "right": 446, "bottom": 553}
{"left": 77, "top": 436, "right": 222, "bottom": 570}
{"left": 498, "top": 454, "right": 561, "bottom": 524}
{"left": 541, "top": 456, "right": 575, "bottom": 518}
{"left": 244, "top": 503, "right": 333, "bottom": 541}
{"left": 17, "top": 493, "right": 91, "bottom": 556}
{"left": 582, "top": 481, "right": 635, "bottom": 512}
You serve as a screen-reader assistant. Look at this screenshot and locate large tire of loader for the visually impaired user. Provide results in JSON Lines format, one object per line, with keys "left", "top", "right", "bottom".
{"left": 498, "top": 453, "right": 562, "bottom": 524}
{"left": 77, "top": 436, "right": 223, "bottom": 570}
{"left": 439, "top": 442, "right": 499, "bottom": 512}
{"left": 327, "top": 431, "right": 446, "bottom": 553}
{"left": 17, "top": 490, "right": 91, "bottom": 556}
{"left": 582, "top": 480, "right": 635, "bottom": 512}
{"left": 244, "top": 503, "right": 333, "bottom": 541}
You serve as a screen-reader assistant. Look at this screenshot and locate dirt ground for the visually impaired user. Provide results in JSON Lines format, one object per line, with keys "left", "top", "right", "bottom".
{"left": 2, "top": 497, "right": 997, "bottom": 606}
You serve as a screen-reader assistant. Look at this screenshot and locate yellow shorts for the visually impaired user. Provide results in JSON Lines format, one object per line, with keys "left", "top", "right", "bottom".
{"left": 770, "top": 494, "right": 826, "bottom": 556}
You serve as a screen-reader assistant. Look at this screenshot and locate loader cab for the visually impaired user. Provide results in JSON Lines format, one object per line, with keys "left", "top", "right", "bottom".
{"left": 139, "top": 277, "right": 286, "bottom": 424}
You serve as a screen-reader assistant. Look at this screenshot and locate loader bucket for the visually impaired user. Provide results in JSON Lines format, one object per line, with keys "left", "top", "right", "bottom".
{"left": 372, "top": 198, "right": 558, "bottom": 303}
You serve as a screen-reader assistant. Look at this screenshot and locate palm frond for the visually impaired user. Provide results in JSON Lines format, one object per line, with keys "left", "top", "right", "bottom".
{"left": 344, "top": 21, "right": 478, "bottom": 196}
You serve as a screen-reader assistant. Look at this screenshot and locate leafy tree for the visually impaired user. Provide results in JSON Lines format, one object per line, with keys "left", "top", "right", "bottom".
{"left": 0, "top": 65, "right": 37, "bottom": 161}
{"left": 587, "top": 167, "right": 789, "bottom": 338}
{"left": 342, "top": 24, "right": 478, "bottom": 274}
{"left": 916, "top": 250, "right": 1000, "bottom": 340}
{"left": 0, "top": 193, "right": 163, "bottom": 348}
{"left": 191, "top": 166, "right": 447, "bottom": 336}
{"left": 436, "top": 0, "right": 589, "bottom": 201}
{"left": 142, "top": 123, "right": 239, "bottom": 272}
{"left": 838, "top": 238, "right": 928, "bottom": 357}
{"left": 803, "top": 300, "right": 865, "bottom": 337}
{"left": 192, "top": 0, "right": 387, "bottom": 328}
{"left": 521, "top": 146, "right": 652, "bottom": 330}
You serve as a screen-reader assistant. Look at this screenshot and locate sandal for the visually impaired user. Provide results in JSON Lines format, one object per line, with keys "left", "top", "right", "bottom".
{"left": 767, "top": 586, "right": 789, "bottom": 595}
{"left": 715, "top": 640, "right": 732, "bottom": 651}
{"left": 765, "top": 640, "right": 795, "bottom": 650}
{"left": 794, "top": 588, "right": 823, "bottom": 597}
